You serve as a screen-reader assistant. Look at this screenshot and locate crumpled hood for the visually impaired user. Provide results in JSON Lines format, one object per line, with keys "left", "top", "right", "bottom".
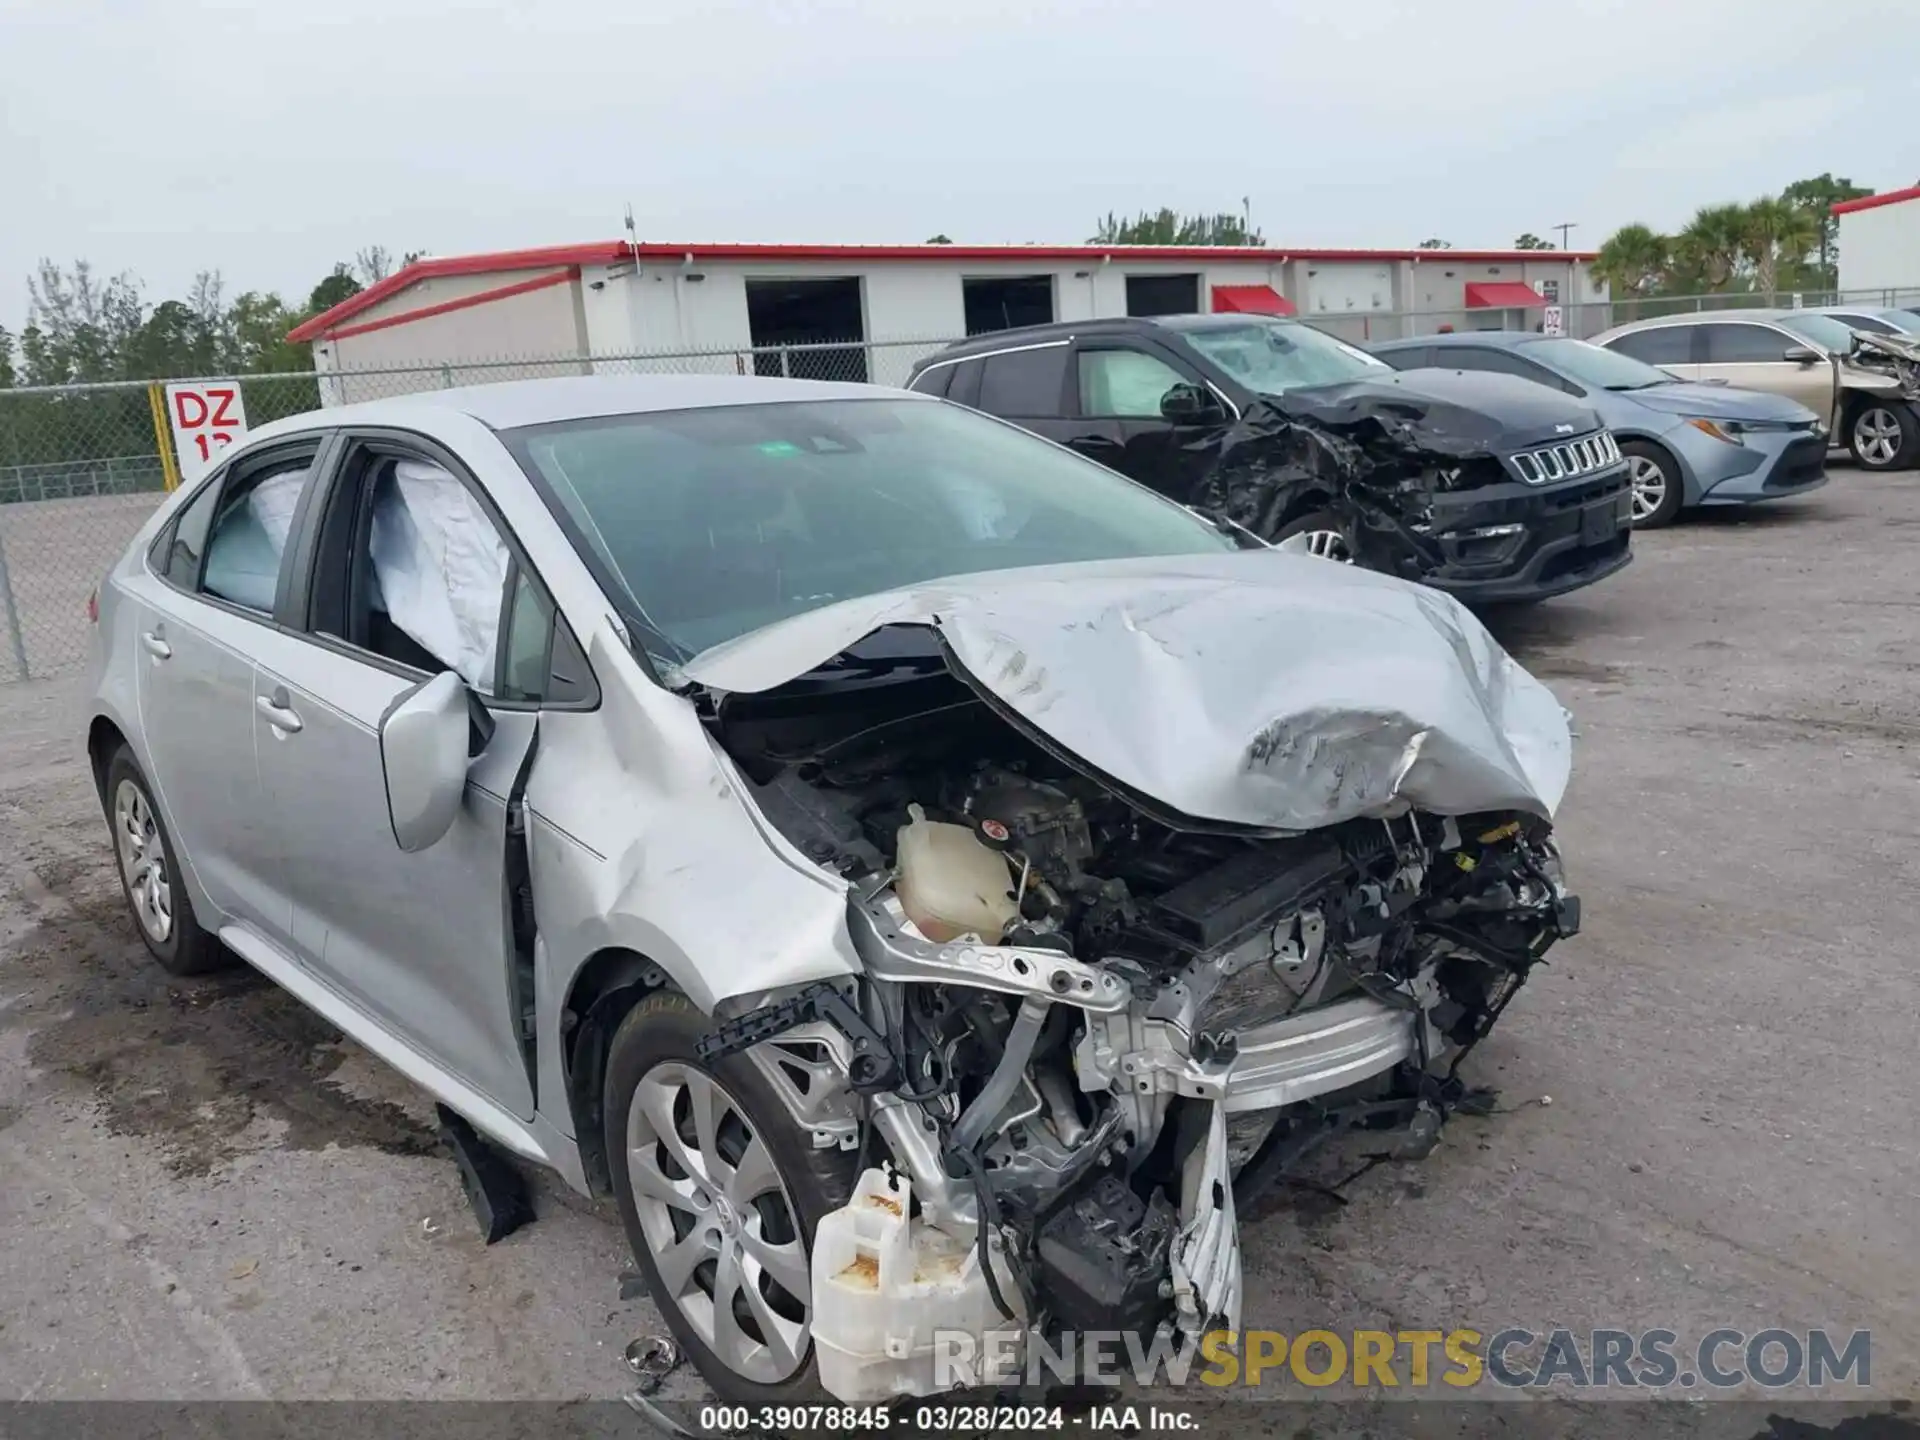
{"left": 1625, "top": 381, "right": 1820, "bottom": 422}
{"left": 1845, "top": 330, "right": 1920, "bottom": 400}
{"left": 676, "top": 550, "right": 1572, "bottom": 833}
{"left": 1272, "top": 369, "right": 1603, "bottom": 454}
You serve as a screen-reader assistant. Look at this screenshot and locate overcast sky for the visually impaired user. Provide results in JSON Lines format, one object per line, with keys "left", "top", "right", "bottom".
{"left": 2, "top": 0, "right": 1915, "bottom": 333}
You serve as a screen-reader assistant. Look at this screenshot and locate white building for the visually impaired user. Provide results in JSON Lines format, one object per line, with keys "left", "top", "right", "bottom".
{"left": 1835, "top": 187, "right": 1920, "bottom": 299}
{"left": 288, "top": 241, "right": 1605, "bottom": 398}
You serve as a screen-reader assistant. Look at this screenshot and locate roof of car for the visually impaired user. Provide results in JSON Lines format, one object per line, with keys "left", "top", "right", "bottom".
{"left": 914, "top": 313, "right": 1300, "bottom": 366}
{"left": 1599, "top": 309, "right": 1800, "bottom": 333}
{"left": 254, "top": 374, "right": 909, "bottom": 439}
{"left": 1371, "top": 332, "right": 1541, "bottom": 352}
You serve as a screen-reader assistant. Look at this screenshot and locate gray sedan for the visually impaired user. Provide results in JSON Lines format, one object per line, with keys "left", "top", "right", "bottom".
{"left": 83, "top": 375, "right": 1578, "bottom": 1406}
{"left": 1370, "top": 333, "right": 1828, "bottom": 528}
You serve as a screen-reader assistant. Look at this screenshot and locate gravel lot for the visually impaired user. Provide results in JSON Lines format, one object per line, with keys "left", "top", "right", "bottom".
{"left": 2, "top": 469, "right": 1917, "bottom": 1425}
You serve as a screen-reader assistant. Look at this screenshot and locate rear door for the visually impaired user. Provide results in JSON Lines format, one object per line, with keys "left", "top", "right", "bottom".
{"left": 130, "top": 438, "right": 326, "bottom": 937}
{"left": 242, "top": 431, "right": 589, "bottom": 1120}
{"left": 1605, "top": 323, "right": 1702, "bottom": 381}
{"left": 1698, "top": 322, "right": 1839, "bottom": 428}
{"left": 1070, "top": 341, "right": 1224, "bottom": 499}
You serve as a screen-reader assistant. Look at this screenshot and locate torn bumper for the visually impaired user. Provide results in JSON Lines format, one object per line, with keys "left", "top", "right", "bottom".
{"left": 1223, "top": 995, "right": 1420, "bottom": 1113}
{"left": 1419, "top": 469, "right": 1634, "bottom": 604}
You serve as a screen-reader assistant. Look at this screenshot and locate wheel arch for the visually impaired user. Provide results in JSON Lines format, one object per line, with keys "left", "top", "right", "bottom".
{"left": 560, "top": 946, "right": 672, "bottom": 1194}
{"left": 1615, "top": 432, "right": 1699, "bottom": 507}
{"left": 87, "top": 714, "right": 129, "bottom": 804}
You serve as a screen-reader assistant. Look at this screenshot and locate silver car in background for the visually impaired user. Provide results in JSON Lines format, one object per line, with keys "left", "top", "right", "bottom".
{"left": 1368, "top": 332, "right": 1828, "bottom": 528}
{"left": 1591, "top": 310, "right": 1920, "bottom": 471}
{"left": 84, "top": 376, "right": 1578, "bottom": 1407}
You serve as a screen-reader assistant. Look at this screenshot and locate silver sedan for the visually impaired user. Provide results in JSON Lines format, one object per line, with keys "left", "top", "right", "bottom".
{"left": 85, "top": 376, "right": 1578, "bottom": 1406}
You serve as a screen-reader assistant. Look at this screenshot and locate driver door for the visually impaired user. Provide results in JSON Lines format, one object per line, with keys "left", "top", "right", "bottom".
{"left": 244, "top": 434, "right": 580, "bottom": 1121}
{"left": 1072, "top": 343, "right": 1228, "bottom": 504}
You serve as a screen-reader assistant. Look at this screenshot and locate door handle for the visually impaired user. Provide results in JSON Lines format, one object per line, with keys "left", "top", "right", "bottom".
{"left": 140, "top": 630, "right": 171, "bottom": 660}
{"left": 256, "top": 690, "right": 303, "bottom": 734}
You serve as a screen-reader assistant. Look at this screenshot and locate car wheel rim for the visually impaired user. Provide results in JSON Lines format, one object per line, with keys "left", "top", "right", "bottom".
{"left": 1627, "top": 455, "right": 1668, "bottom": 522}
{"left": 1855, "top": 408, "right": 1901, "bottom": 466}
{"left": 626, "top": 1062, "right": 811, "bottom": 1384}
{"left": 113, "top": 778, "right": 172, "bottom": 944}
{"left": 1280, "top": 528, "right": 1352, "bottom": 562}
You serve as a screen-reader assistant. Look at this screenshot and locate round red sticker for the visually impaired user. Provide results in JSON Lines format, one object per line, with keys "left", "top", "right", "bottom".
{"left": 981, "top": 819, "right": 1011, "bottom": 842}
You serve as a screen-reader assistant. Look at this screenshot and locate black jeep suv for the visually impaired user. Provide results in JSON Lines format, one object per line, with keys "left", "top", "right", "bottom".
{"left": 907, "top": 315, "right": 1633, "bottom": 604}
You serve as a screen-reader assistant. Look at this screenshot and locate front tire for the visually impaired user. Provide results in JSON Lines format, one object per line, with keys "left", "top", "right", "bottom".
{"left": 103, "top": 746, "right": 226, "bottom": 976}
{"left": 1272, "top": 508, "right": 1354, "bottom": 562}
{"left": 604, "top": 991, "right": 856, "bottom": 1407}
{"left": 1847, "top": 401, "right": 1920, "bottom": 471}
{"left": 1620, "top": 440, "right": 1684, "bottom": 528}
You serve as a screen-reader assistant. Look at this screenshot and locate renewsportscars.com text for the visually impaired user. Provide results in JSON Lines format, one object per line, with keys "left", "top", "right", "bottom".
{"left": 933, "top": 1327, "right": 1873, "bottom": 1390}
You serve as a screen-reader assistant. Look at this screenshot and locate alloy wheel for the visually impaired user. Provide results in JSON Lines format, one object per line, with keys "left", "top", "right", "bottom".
{"left": 1627, "top": 455, "right": 1669, "bottom": 523}
{"left": 1854, "top": 408, "right": 1903, "bottom": 468}
{"left": 625, "top": 1062, "right": 811, "bottom": 1384}
{"left": 113, "top": 778, "right": 173, "bottom": 944}
{"left": 1280, "top": 529, "right": 1353, "bottom": 563}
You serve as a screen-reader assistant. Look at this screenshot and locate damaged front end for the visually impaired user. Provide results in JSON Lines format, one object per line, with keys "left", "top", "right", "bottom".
{"left": 1845, "top": 330, "right": 1920, "bottom": 401}
{"left": 683, "top": 559, "right": 1581, "bottom": 1402}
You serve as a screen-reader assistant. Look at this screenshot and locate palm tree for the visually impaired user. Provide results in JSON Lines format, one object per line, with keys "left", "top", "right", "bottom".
{"left": 1592, "top": 224, "right": 1670, "bottom": 297}
{"left": 1742, "top": 198, "right": 1819, "bottom": 299}
{"left": 1673, "top": 204, "right": 1750, "bottom": 292}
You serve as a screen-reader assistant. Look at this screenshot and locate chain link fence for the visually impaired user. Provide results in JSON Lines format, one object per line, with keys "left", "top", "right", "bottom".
{"left": 5, "top": 290, "right": 1919, "bottom": 683}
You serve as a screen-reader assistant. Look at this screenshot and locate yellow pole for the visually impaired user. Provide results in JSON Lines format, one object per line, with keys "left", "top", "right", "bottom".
{"left": 147, "top": 383, "right": 183, "bottom": 491}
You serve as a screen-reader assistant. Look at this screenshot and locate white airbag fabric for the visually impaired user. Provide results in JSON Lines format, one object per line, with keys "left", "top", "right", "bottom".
{"left": 201, "top": 467, "right": 308, "bottom": 613}
{"left": 369, "top": 458, "right": 508, "bottom": 691}
{"left": 677, "top": 550, "right": 1573, "bottom": 832}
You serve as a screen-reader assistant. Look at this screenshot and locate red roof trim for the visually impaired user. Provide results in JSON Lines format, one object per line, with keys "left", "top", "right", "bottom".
{"left": 1831, "top": 185, "right": 1920, "bottom": 216}
{"left": 1211, "top": 283, "right": 1296, "bottom": 316}
{"left": 289, "top": 262, "right": 582, "bottom": 343}
{"left": 1464, "top": 281, "right": 1548, "bottom": 309}
{"left": 289, "top": 241, "right": 1599, "bottom": 343}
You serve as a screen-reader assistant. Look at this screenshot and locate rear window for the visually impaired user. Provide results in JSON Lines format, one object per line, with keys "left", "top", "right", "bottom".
{"left": 909, "top": 363, "right": 954, "bottom": 398}
{"left": 976, "top": 345, "right": 1069, "bottom": 417}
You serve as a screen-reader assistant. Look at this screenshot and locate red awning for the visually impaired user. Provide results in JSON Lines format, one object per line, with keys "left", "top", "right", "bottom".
{"left": 1464, "top": 282, "right": 1547, "bottom": 309}
{"left": 1211, "top": 284, "right": 1296, "bottom": 316}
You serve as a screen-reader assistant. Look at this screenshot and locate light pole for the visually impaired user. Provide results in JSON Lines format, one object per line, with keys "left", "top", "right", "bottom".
{"left": 1554, "top": 222, "right": 1578, "bottom": 251}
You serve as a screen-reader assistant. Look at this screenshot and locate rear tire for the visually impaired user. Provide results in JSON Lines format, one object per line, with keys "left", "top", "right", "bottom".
{"left": 603, "top": 990, "right": 856, "bottom": 1408}
{"left": 1620, "top": 440, "right": 1684, "bottom": 528}
{"left": 1272, "top": 509, "right": 1354, "bottom": 562}
{"left": 1846, "top": 400, "right": 1920, "bottom": 471}
{"left": 103, "top": 745, "right": 227, "bottom": 976}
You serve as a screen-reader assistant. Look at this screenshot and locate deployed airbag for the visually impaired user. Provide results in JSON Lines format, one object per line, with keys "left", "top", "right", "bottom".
{"left": 676, "top": 550, "right": 1572, "bottom": 832}
{"left": 369, "top": 458, "right": 509, "bottom": 691}
{"left": 201, "top": 468, "right": 307, "bottom": 612}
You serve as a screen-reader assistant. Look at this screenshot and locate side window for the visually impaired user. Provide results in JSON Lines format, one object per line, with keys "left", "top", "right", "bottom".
{"left": 1078, "top": 348, "right": 1191, "bottom": 419}
{"left": 307, "top": 443, "right": 587, "bottom": 704}
{"left": 975, "top": 345, "right": 1070, "bottom": 418}
{"left": 1608, "top": 326, "right": 1695, "bottom": 366}
{"left": 945, "top": 358, "right": 984, "bottom": 409}
{"left": 1445, "top": 348, "right": 1574, "bottom": 392}
{"left": 1703, "top": 324, "right": 1793, "bottom": 364}
{"left": 1379, "top": 346, "right": 1432, "bottom": 370}
{"left": 908, "top": 364, "right": 954, "bottom": 398}
{"left": 154, "top": 476, "right": 222, "bottom": 584}
{"left": 1842, "top": 315, "right": 1896, "bottom": 335}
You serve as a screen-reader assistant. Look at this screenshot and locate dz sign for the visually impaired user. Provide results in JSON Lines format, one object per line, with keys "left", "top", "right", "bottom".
{"left": 165, "top": 383, "right": 250, "bottom": 486}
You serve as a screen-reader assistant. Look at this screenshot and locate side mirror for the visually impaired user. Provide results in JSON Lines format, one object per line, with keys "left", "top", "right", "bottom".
{"left": 1160, "top": 382, "right": 1221, "bottom": 424}
{"left": 379, "top": 670, "right": 489, "bottom": 852}
{"left": 1782, "top": 346, "right": 1823, "bottom": 366}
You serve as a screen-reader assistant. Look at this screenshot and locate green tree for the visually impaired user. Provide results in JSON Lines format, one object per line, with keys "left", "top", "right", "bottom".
{"left": 0, "top": 325, "right": 14, "bottom": 388}
{"left": 1417, "top": 237, "right": 1452, "bottom": 250}
{"left": 1512, "top": 233, "right": 1555, "bottom": 250}
{"left": 25, "top": 259, "right": 147, "bottom": 383}
{"left": 1091, "top": 208, "right": 1265, "bottom": 245}
{"left": 1781, "top": 172, "right": 1872, "bottom": 286}
{"left": 1743, "top": 197, "right": 1820, "bottom": 298}
{"left": 229, "top": 292, "right": 309, "bottom": 372}
{"left": 307, "top": 263, "right": 363, "bottom": 315}
{"left": 1672, "top": 203, "right": 1750, "bottom": 291}
{"left": 925, "top": 234, "right": 953, "bottom": 244}
{"left": 1592, "top": 224, "right": 1671, "bottom": 297}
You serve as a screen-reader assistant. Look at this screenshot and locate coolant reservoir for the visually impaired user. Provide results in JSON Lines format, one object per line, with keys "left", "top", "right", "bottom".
{"left": 811, "top": 1168, "right": 1027, "bottom": 1403}
{"left": 894, "top": 804, "right": 1018, "bottom": 943}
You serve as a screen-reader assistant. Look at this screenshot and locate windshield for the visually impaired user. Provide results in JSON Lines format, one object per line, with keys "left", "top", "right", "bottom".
{"left": 504, "top": 397, "right": 1235, "bottom": 662}
{"left": 1774, "top": 313, "right": 1858, "bottom": 351}
{"left": 1179, "top": 319, "right": 1388, "bottom": 394}
{"left": 1516, "top": 337, "right": 1675, "bottom": 390}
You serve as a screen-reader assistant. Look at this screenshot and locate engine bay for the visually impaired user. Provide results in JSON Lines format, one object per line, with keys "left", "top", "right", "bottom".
{"left": 695, "top": 626, "right": 1580, "bottom": 1393}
